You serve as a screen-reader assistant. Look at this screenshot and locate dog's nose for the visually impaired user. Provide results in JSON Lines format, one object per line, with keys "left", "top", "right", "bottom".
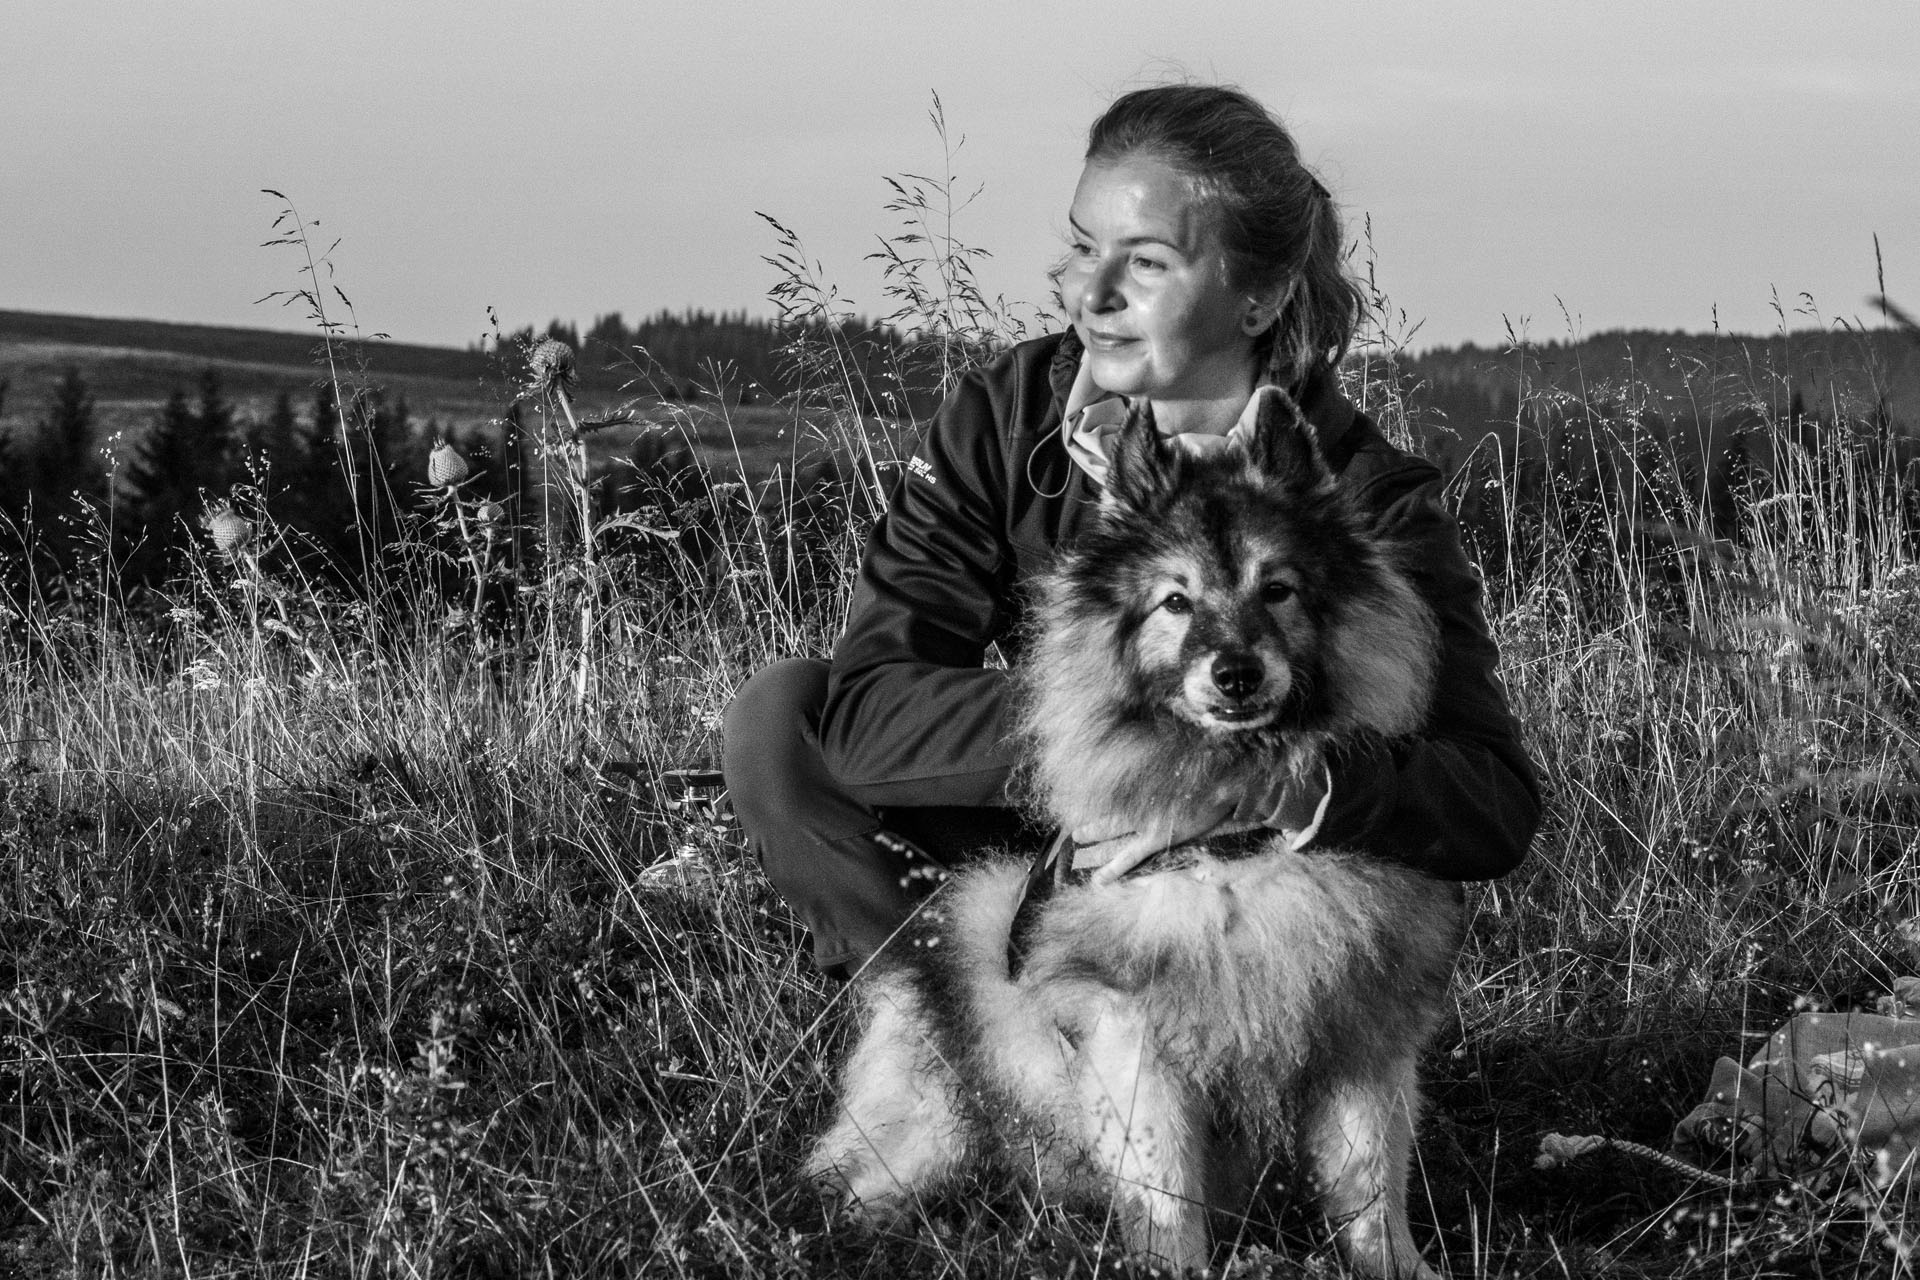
{"left": 1210, "top": 654, "right": 1264, "bottom": 699}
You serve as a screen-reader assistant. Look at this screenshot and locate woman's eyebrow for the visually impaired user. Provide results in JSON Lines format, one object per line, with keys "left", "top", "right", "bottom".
{"left": 1066, "top": 214, "right": 1187, "bottom": 254}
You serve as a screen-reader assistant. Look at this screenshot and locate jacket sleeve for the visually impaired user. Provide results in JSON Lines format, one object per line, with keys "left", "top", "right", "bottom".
{"left": 1315, "top": 469, "right": 1541, "bottom": 880}
{"left": 815, "top": 367, "right": 1023, "bottom": 808}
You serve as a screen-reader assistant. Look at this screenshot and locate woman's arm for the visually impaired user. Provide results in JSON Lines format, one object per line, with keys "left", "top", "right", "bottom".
{"left": 1318, "top": 469, "right": 1542, "bottom": 879}
{"left": 815, "top": 364, "right": 1026, "bottom": 809}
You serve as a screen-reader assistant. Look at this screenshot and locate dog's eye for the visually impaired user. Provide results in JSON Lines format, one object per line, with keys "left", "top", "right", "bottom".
{"left": 1160, "top": 593, "right": 1192, "bottom": 615}
{"left": 1261, "top": 582, "right": 1295, "bottom": 604}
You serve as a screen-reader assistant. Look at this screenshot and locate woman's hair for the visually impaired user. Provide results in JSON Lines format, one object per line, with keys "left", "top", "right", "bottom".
{"left": 1085, "top": 84, "right": 1364, "bottom": 392}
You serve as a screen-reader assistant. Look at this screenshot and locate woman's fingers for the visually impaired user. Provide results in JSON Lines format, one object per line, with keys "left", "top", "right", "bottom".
{"left": 1083, "top": 804, "right": 1233, "bottom": 884}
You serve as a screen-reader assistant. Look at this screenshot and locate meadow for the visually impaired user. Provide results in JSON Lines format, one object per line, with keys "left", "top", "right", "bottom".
{"left": 4, "top": 178, "right": 1920, "bottom": 1279}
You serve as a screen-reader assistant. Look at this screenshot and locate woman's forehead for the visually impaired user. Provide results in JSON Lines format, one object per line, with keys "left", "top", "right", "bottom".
{"left": 1069, "top": 155, "right": 1215, "bottom": 254}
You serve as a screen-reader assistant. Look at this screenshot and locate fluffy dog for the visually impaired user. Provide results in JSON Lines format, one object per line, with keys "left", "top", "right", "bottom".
{"left": 806, "top": 388, "right": 1462, "bottom": 1278}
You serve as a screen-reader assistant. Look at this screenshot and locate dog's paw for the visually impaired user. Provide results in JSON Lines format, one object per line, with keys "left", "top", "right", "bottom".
{"left": 804, "top": 1157, "right": 912, "bottom": 1231}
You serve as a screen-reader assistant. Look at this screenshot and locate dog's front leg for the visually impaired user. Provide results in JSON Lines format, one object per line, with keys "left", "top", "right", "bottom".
{"left": 1302, "top": 1053, "right": 1439, "bottom": 1280}
{"left": 805, "top": 969, "right": 965, "bottom": 1224}
{"left": 1075, "top": 999, "right": 1209, "bottom": 1271}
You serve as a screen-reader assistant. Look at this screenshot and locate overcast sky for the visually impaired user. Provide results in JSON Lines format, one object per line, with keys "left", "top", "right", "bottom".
{"left": 4, "top": 1, "right": 1915, "bottom": 353}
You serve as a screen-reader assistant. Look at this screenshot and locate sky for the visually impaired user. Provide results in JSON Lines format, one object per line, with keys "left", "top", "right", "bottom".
{"left": 3, "top": 1, "right": 1916, "bottom": 354}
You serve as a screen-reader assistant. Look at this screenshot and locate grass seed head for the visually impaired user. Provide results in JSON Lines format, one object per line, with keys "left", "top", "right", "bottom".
{"left": 429, "top": 439, "right": 471, "bottom": 487}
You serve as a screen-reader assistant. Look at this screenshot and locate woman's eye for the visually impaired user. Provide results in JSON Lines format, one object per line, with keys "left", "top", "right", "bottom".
{"left": 1130, "top": 254, "right": 1165, "bottom": 273}
{"left": 1161, "top": 593, "right": 1192, "bottom": 615}
{"left": 1261, "top": 582, "right": 1294, "bottom": 604}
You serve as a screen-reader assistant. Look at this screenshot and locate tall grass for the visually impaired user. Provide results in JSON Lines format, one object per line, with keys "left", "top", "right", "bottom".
{"left": 4, "top": 138, "right": 1920, "bottom": 1277}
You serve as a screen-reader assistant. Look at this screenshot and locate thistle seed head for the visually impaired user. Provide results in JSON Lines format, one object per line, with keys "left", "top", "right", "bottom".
{"left": 204, "top": 504, "right": 255, "bottom": 554}
{"left": 428, "top": 440, "right": 471, "bottom": 487}
{"left": 528, "top": 338, "right": 577, "bottom": 395}
{"left": 478, "top": 500, "right": 506, "bottom": 525}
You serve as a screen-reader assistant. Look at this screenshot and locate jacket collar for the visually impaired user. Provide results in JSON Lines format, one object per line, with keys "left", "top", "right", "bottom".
{"left": 1046, "top": 328, "right": 1360, "bottom": 484}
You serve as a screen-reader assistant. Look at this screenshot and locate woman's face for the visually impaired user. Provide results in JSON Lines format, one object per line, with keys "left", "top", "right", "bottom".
{"left": 1059, "top": 153, "right": 1262, "bottom": 407}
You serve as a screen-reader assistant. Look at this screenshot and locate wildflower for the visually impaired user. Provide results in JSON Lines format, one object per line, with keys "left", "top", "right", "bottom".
{"left": 527, "top": 338, "right": 577, "bottom": 395}
{"left": 203, "top": 503, "right": 255, "bottom": 554}
{"left": 477, "top": 500, "right": 505, "bottom": 525}
{"left": 428, "top": 440, "right": 471, "bottom": 487}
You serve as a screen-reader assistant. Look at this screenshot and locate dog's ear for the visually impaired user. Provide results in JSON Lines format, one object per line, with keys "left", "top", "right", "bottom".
{"left": 1104, "top": 401, "right": 1174, "bottom": 513}
{"left": 1246, "top": 386, "right": 1335, "bottom": 494}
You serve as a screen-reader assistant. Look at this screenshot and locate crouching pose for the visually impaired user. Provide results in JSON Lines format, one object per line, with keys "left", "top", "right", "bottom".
{"left": 723, "top": 83, "right": 1539, "bottom": 1276}
{"left": 807, "top": 394, "right": 1463, "bottom": 1277}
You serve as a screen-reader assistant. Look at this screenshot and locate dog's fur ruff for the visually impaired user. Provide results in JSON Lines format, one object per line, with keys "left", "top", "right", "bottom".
{"left": 805, "top": 389, "right": 1463, "bottom": 1278}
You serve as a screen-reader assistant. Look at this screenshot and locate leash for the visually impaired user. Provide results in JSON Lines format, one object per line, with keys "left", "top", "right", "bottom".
{"left": 1002, "top": 824, "right": 1276, "bottom": 979}
{"left": 1006, "top": 828, "right": 1077, "bottom": 979}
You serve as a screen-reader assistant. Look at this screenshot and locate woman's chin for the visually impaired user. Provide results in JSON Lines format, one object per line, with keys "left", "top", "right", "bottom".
{"left": 1086, "top": 353, "right": 1152, "bottom": 398}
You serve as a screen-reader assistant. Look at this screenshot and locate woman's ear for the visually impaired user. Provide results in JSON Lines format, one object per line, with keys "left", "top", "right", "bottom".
{"left": 1241, "top": 276, "right": 1299, "bottom": 337}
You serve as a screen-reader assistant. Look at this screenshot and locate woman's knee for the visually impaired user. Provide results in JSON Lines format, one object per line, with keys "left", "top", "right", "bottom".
{"left": 722, "top": 657, "right": 830, "bottom": 812}
{"left": 724, "top": 658, "right": 826, "bottom": 751}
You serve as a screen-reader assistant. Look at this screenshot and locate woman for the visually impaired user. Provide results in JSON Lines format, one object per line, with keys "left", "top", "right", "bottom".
{"left": 724, "top": 84, "right": 1539, "bottom": 975}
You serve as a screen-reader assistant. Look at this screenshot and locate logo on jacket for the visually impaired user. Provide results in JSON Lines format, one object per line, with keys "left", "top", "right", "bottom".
{"left": 908, "top": 456, "right": 937, "bottom": 485}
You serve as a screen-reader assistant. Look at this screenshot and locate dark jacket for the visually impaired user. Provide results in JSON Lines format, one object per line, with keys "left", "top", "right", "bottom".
{"left": 819, "top": 330, "right": 1540, "bottom": 881}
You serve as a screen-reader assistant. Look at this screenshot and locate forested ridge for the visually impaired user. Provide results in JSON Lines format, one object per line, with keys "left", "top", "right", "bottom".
{"left": 3, "top": 305, "right": 1915, "bottom": 593}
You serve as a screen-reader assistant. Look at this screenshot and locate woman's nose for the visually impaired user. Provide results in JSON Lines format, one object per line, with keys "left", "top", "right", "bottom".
{"left": 1082, "top": 256, "right": 1124, "bottom": 313}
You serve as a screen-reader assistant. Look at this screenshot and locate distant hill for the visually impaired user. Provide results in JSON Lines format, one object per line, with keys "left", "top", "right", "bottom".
{"left": 5, "top": 307, "right": 1915, "bottom": 486}
{"left": 0, "top": 308, "right": 925, "bottom": 482}
{"left": 1394, "top": 326, "right": 1920, "bottom": 467}
{"left": 0, "top": 308, "right": 831, "bottom": 482}
{"left": 0, "top": 309, "right": 597, "bottom": 445}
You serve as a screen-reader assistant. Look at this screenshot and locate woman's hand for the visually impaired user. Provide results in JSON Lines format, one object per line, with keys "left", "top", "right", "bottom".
{"left": 1229, "top": 761, "right": 1332, "bottom": 845}
{"left": 1074, "top": 804, "right": 1235, "bottom": 884}
{"left": 1072, "top": 763, "right": 1333, "bottom": 885}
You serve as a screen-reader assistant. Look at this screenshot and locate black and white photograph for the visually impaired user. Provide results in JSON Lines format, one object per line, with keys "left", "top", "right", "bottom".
{"left": 3, "top": 3, "right": 1918, "bottom": 1275}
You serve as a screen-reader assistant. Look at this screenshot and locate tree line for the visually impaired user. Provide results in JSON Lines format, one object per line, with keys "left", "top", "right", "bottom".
{"left": 0, "top": 364, "right": 520, "bottom": 599}
{"left": 0, "top": 305, "right": 946, "bottom": 617}
{"left": 494, "top": 308, "right": 940, "bottom": 412}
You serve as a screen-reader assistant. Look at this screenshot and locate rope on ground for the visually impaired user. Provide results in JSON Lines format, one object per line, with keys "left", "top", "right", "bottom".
{"left": 1536, "top": 1132, "right": 1744, "bottom": 1190}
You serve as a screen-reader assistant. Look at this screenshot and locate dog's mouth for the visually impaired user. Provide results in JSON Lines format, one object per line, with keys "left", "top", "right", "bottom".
{"left": 1193, "top": 702, "right": 1278, "bottom": 731}
{"left": 1177, "top": 653, "right": 1290, "bottom": 732}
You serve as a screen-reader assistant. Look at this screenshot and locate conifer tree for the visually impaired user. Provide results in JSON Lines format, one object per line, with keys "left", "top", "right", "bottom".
{"left": 124, "top": 389, "right": 197, "bottom": 520}
{"left": 11, "top": 367, "right": 105, "bottom": 573}
{"left": 0, "top": 427, "right": 22, "bottom": 531}
{"left": 0, "top": 424, "right": 24, "bottom": 603}
{"left": 191, "top": 366, "right": 238, "bottom": 493}
{"left": 29, "top": 366, "right": 100, "bottom": 515}
{"left": 348, "top": 386, "right": 415, "bottom": 558}
{"left": 119, "top": 368, "right": 238, "bottom": 581}
{"left": 309, "top": 380, "right": 341, "bottom": 457}
{"left": 118, "top": 388, "right": 198, "bottom": 581}
{"left": 244, "top": 388, "right": 303, "bottom": 480}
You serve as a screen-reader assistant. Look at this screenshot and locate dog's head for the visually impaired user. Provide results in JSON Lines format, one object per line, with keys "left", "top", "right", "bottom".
{"left": 1065, "top": 388, "right": 1438, "bottom": 741}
